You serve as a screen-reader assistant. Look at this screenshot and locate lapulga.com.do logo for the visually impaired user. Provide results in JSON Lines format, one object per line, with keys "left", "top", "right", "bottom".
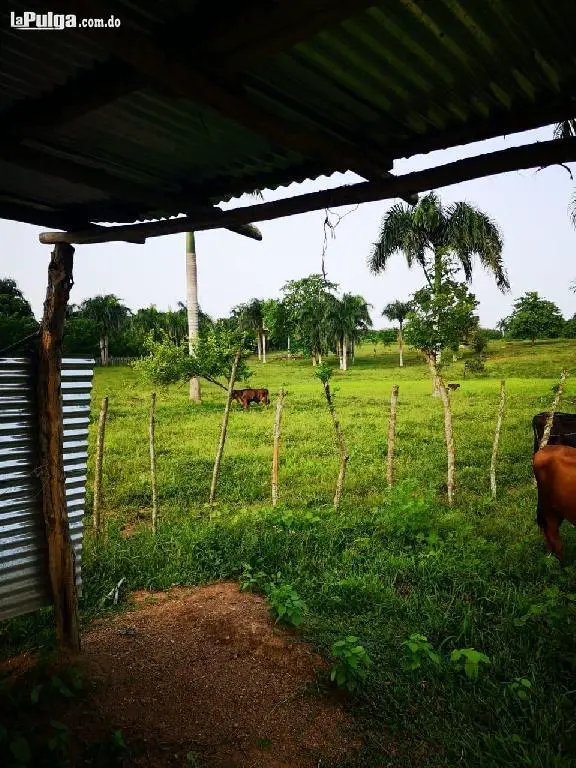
{"left": 10, "top": 11, "right": 121, "bottom": 29}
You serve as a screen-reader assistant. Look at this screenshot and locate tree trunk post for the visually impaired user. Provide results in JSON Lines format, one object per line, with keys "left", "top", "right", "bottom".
{"left": 321, "top": 380, "right": 349, "bottom": 509}
{"left": 256, "top": 334, "right": 262, "bottom": 361}
{"left": 262, "top": 331, "right": 267, "bottom": 364}
{"left": 287, "top": 336, "right": 291, "bottom": 353}
{"left": 490, "top": 380, "right": 506, "bottom": 498}
{"left": 186, "top": 231, "right": 201, "bottom": 403}
{"left": 209, "top": 351, "right": 241, "bottom": 504}
{"left": 398, "top": 325, "right": 404, "bottom": 367}
{"left": 427, "top": 353, "right": 455, "bottom": 505}
{"left": 149, "top": 392, "right": 158, "bottom": 533}
{"left": 37, "top": 243, "right": 80, "bottom": 652}
{"left": 93, "top": 395, "right": 109, "bottom": 535}
{"left": 386, "top": 385, "right": 400, "bottom": 488}
{"left": 341, "top": 338, "right": 348, "bottom": 371}
{"left": 540, "top": 369, "right": 569, "bottom": 449}
{"left": 271, "top": 388, "right": 286, "bottom": 507}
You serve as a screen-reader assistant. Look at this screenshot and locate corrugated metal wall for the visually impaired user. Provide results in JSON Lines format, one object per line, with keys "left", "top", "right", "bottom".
{"left": 0, "top": 357, "right": 94, "bottom": 621}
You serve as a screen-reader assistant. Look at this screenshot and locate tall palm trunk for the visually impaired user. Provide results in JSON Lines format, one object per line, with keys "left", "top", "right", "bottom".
{"left": 432, "top": 249, "right": 443, "bottom": 394}
{"left": 186, "top": 231, "right": 201, "bottom": 403}
{"left": 341, "top": 337, "right": 348, "bottom": 371}
{"left": 261, "top": 331, "right": 267, "bottom": 363}
{"left": 287, "top": 336, "right": 291, "bottom": 353}
{"left": 99, "top": 335, "right": 107, "bottom": 366}
{"left": 256, "top": 334, "right": 262, "bottom": 361}
{"left": 398, "top": 323, "right": 404, "bottom": 367}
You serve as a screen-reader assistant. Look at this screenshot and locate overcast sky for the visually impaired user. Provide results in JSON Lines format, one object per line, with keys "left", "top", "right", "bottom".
{"left": 2, "top": 125, "right": 575, "bottom": 328}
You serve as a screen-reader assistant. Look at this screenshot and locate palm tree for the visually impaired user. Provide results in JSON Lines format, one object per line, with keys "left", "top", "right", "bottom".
{"left": 186, "top": 231, "right": 201, "bottom": 402}
{"left": 369, "top": 192, "right": 507, "bottom": 391}
{"left": 382, "top": 300, "right": 412, "bottom": 367}
{"left": 234, "top": 299, "right": 266, "bottom": 362}
{"left": 326, "top": 294, "right": 372, "bottom": 370}
{"left": 78, "top": 295, "right": 130, "bottom": 366}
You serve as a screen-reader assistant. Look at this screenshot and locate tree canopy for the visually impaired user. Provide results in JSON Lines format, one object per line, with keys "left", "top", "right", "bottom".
{"left": 504, "top": 292, "right": 565, "bottom": 343}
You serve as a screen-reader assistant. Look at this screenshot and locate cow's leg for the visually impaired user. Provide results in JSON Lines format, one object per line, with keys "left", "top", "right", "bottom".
{"left": 540, "top": 512, "right": 564, "bottom": 561}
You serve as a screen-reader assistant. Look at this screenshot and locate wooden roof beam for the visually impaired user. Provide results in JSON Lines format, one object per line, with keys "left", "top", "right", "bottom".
{"left": 39, "top": 137, "right": 576, "bottom": 245}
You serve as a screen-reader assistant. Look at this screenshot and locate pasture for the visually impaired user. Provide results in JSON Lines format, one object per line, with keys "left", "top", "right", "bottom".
{"left": 2, "top": 339, "right": 576, "bottom": 767}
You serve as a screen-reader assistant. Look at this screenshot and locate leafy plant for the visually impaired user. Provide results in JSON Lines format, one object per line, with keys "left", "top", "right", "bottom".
{"left": 268, "top": 584, "right": 307, "bottom": 626}
{"left": 506, "top": 677, "right": 533, "bottom": 701}
{"left": 402, "top": 634, "right": 441, "bottom": 671}
{"left": 450, "top": 648, "right": 491, "bottom": 680}
{"left": 330, "top": 636, "right": 372, "bottom": 692}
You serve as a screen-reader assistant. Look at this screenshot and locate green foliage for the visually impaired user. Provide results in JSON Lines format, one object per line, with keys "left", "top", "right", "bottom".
{"left": 450, "top": 648, "right": 491, "bottom": 680}
{"left": 268, "top": 584, "right": 307, "bottom": 626}
{"left": 504, "top": 292, "right": 565, "bottom": 343}
{"left": 329, "top": 636, "right": 372, "bottom": 692}
{"left": 369, "top": 191, "right": 508, "bottom": 292}
{"left": 404, "top": 276, "right": 479, "bottom": 355}
{"left": 76, "top": 294, "right": 131, "bottom": 336}
{"left": 62, "top": 317, "right": 100, "bottom": 356}
{"left": 313, "top": 362, "right": 333, "bottom": 384}
{"left": 0, "top": 278, "right": 38, "bottom": 353}
{"left": 402, "top": 634, "right": 441, "bottom": 671}
{"left": 506, "top": 678, "right": 533, "bottom": 701}
{"left": 382, "top": 300, "right": 412, "bottom": 328}
{"left": 133, "top": 330, "right": 251, "bottom": 388}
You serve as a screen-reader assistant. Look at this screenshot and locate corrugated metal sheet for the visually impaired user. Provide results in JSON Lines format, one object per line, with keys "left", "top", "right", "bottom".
{"left": 0, "top": 357, "right": 94, "bottom": 621}
{"left": 1, "top": 0, "right": 576, "bottom": 225}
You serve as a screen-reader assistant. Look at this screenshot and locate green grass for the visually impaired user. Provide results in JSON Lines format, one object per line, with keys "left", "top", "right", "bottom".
{"left": 2, "top": 339, "right": 576, "bottom": 767}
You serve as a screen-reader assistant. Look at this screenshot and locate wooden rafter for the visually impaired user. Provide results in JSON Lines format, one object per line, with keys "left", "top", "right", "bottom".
{"left": 39, "top": 137, "right": 576, "bottom": 245}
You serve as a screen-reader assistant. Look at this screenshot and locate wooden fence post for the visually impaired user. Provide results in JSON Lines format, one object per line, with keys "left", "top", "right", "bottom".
{"left": 427, "top": 354, "right": 455, "bottom": 506}
{"left": 149, "top": 393, "right": 158, "bottom": 533}
{"left": 209, "top": 351, "right": 241, "bottom": 505}
{"left": 37, "top": 243, "right": 80, "bottom": 652}
{"left": 540, "top": 369, "right": 569, "bottom": 449}
{"left": 490, "top": 381, "right": 506, "bottom": 498}
{"left": 272, "top": 388, "right": 286, "bottom": 507}
{"left": 318, "top": 378, "right": 348, "bottom": 509}
{"left": 93, "top": 396, "right": 108, "bottom": 535}
{"left": 386, "top": 385, "right": 399, "bottom": 488}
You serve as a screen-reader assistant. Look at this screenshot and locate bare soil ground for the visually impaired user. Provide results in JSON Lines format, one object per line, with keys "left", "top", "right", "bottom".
{"left": 44, "top": 582, "right": 360, "bottom": 767}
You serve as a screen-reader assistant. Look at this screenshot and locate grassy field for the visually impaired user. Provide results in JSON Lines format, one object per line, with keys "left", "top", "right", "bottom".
{"left": 3, "top": 339, "right": 576, "bottom": 767}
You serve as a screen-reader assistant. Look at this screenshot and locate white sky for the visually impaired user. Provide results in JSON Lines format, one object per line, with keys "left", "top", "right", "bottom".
{"left": 1, "top": 125, "right": 575, "bottom": 328}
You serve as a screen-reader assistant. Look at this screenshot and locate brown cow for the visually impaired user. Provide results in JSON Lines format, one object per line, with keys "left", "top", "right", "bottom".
{"left": 532, "top": 444, "right": 576, "bottom": 560}
{"left": 447, "top": 383, "right": 460, "bottom": 391}
{"left": 231, "top": 388, "right": 270, "bottom": 411}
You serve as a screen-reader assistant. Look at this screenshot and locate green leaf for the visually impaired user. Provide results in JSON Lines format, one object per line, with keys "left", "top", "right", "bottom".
{"left": 10, "top": 735, "right": 31, "bottom": 764}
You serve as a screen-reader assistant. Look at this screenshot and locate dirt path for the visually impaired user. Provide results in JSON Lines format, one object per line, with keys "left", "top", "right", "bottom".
{"left": 68, "top": 582, "right": 359, "bottom": 767}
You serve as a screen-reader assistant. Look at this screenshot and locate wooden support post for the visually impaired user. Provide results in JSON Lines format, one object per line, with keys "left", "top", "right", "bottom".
{"left": 150, "top": 393, "right": 158, "bottom": 533}
{"left": 540, "top": 369, "right": 569, "bottom": 450}
{"left": 37, "top": 243, "right": 80, "bottom": 652}
{"left": 209, "top": 351, "right": 241, "bottom": 505}
{"left": 490, "top": 381, "right": 506, "bottom": 498}
{"left": 93, "top": 396, "right": 108, "bottom": 535}
{"left": 386, "top": 385, "right": 400, "bottom": 488}
{"left": 272, "top": 388, "right": 286, "bottom": 507}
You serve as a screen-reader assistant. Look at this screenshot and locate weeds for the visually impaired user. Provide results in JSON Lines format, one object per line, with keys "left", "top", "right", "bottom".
{"left": 329, "top": 636, "right": 372, "bottom": 692}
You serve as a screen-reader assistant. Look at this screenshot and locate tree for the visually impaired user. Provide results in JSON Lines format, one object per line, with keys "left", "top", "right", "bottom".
{"left": 404, "top": 278, "right": 480, "bottom": 359}
{"left": 368, "top": 192, "right": 507, "bottom": 389}
{"left": 0, "top": 278, "right": 38, "bottom": 353}
{"left": 134, "top": 328, "right": 252, "bottom": 392}
{"left": 77, "top": 295, "right": 131, "bottom": 365}
{"left": 281, "top": 274, "right": 338, "bottom": 364}
{"left": 505, "top": 292, "right": 565, "bottom": 344}
{"left": 326, "top": 293, "right": 372, "bottom": 370}
{"left": 382, "top": 300, "right": 412, "bottom": 367}
{"left": 186, "top": 231, "right": 202, "bottom": 402}
{"left": 262, "top": 298, "right": 293, "bottom": 352}
{"left": 233, "top": 298, "right": 267, "bottom": 362}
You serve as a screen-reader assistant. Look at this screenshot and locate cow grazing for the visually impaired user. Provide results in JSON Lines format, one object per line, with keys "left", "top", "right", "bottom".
{"left": 531, "top": 412, "right": 576, "bottom": 454}
{"left": 533, "top": 444, "right": 576, "bottom": 560}
{"left": 231, "top": 388, "right": 270, "bottom": 411}
{"left": 447, "top": 383, "right": 460, "bottom": 391}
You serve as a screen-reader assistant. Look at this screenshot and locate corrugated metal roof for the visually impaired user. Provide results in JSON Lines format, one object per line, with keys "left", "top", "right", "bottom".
{"left": 0, "top": 357, "right": 94, "bottom": 622}
{"left": 1, "top": 0, "right": 575, "bottom": 227}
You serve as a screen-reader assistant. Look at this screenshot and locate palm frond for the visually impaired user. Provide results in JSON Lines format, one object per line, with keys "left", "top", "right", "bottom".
{"left": 554, "top": 119, "right": 576, "bottom": 139}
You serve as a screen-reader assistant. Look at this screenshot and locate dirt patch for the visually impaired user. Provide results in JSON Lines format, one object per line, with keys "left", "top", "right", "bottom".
{"left": 68, "top": 582, "right": 358, "bottom": 767}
